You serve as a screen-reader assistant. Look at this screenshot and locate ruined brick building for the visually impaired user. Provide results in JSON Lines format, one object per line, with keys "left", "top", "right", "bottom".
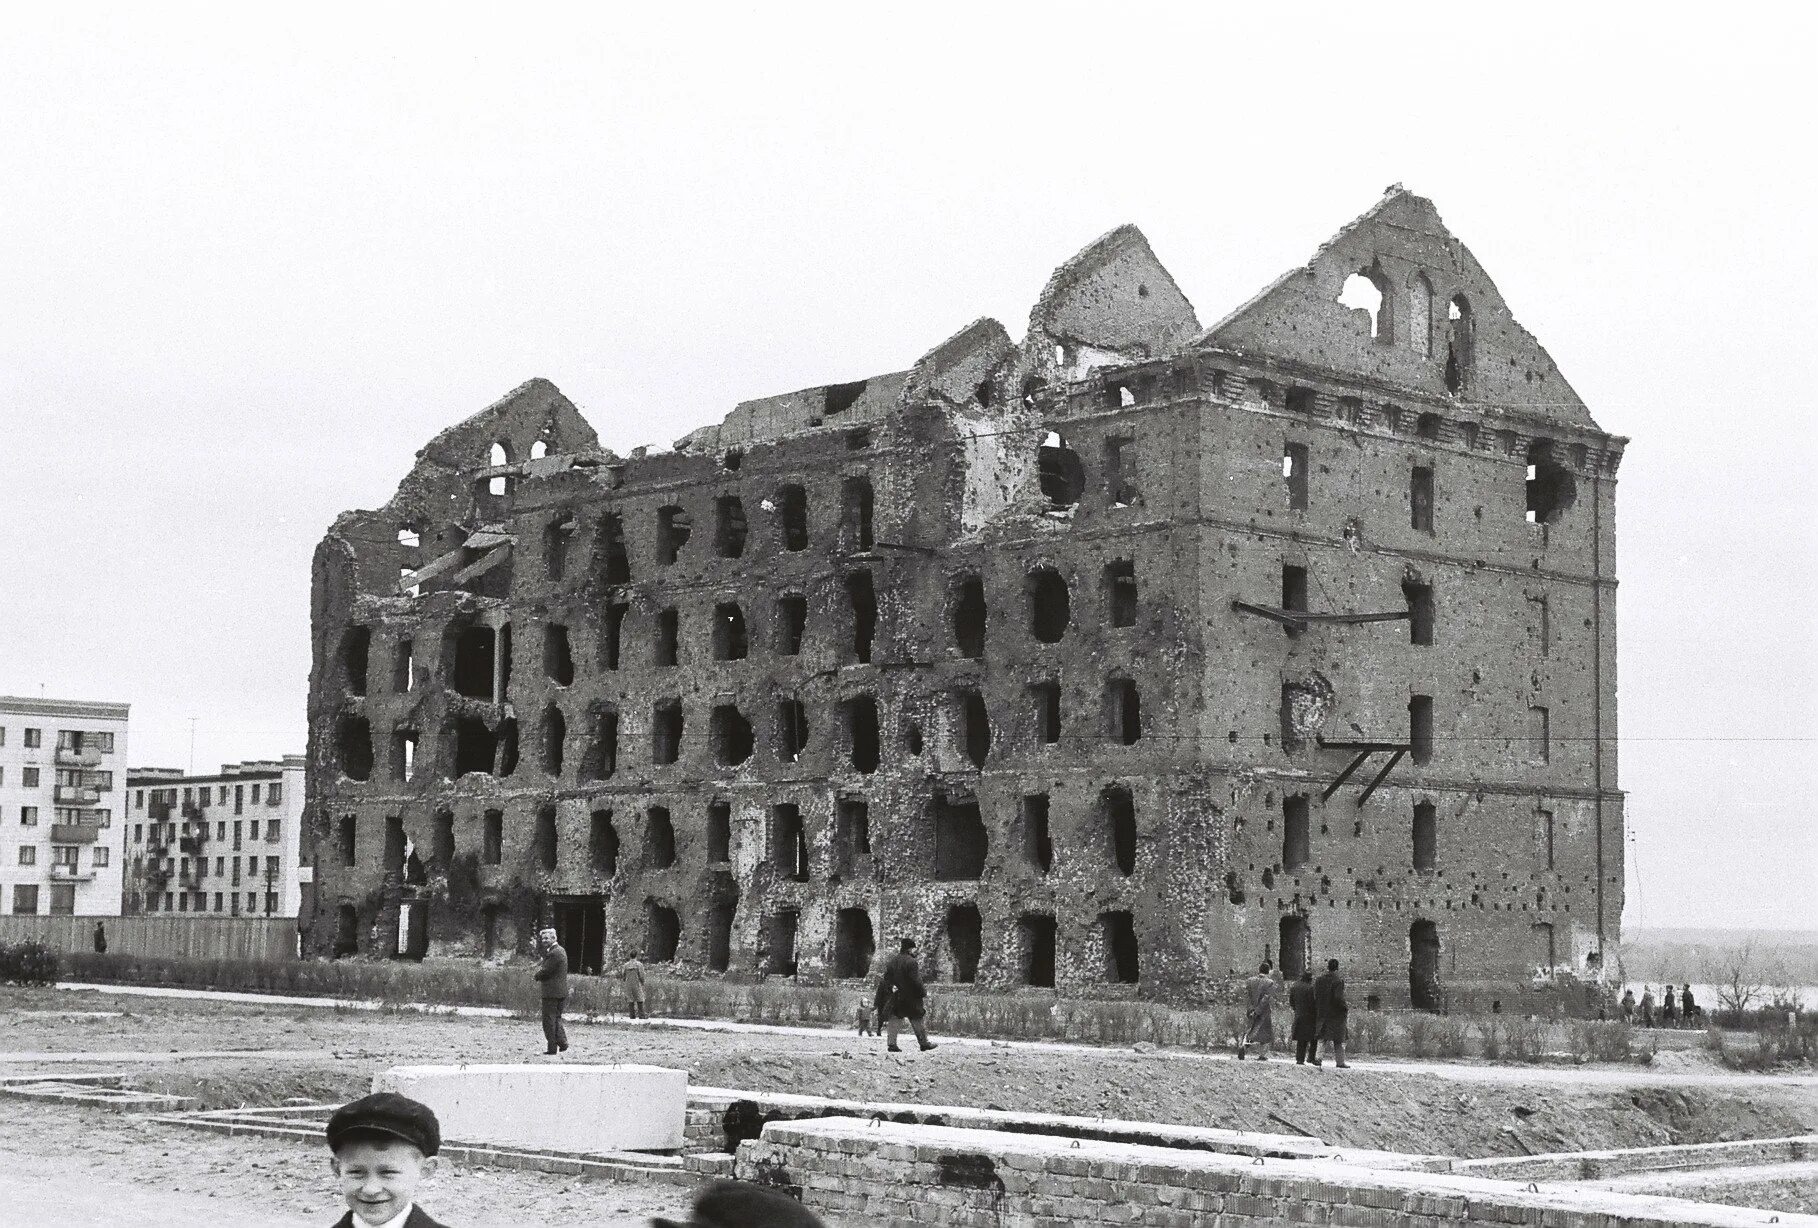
{"left": 302, "top": 188, "right": 1624, "bottom": 1006}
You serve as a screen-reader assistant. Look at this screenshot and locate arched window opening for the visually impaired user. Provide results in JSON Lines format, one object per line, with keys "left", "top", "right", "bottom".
{"left": 1444, "top": 295, "right": 1474, "bottom": 393}
{"left": 1026, "top": 567, "right": 1070, "bottom": 643}
{"left": 1338, "top": 266, "right": 1392, "bottom": 342}
{"left": 487, "top": 442, "right": 510, "bottom": 496}
{"left": 1038, "top": 431, "right": 1084, "bottom": 512}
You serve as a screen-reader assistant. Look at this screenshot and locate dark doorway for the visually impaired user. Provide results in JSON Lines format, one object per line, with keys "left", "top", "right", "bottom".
{"left": 707, "top": 900, "right": 735, "bottom": 973}
{"left": 1410, "top": 919, "right": 1442, "bottom": 1010}
{"left": 1101, "top": 910, "right": 1138, "bottom": 984}
{"left": 1019, "top": 913, "right": 1057, "bottom": 988}
{"left": 647, "top": 901, "right": 681, "bottom": 963}
{"left": 833, "top": 908, "right": 875, "bottom": 978}
{"left": 946, "top": 904, "right": 982, "bottom": 983}
{"left": 1278, "top": 914, "right": 1309, "bottom": 981}
{"left": 334, "top": 902, "right": 359, "bottom": 958}
{"left": 548, "top": 894, "right": 605, "bottom": 975}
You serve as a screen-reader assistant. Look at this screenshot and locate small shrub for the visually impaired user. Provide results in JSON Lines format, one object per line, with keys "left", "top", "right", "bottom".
{"left": 1404, "top": 1012, "right": 1442, "bottom": 1058}
{"left": 1567, "top": 1019, "right": 1637, "bottom": 1062}
{"left": 1348, "top": 1010, "right": 1390, "bottom": 1056}
{"left": 1434, "top": 1015, "right": 1473, "bottom": 1059}
{"left": 0, "top": 941, "right": 60, "bottom": 986}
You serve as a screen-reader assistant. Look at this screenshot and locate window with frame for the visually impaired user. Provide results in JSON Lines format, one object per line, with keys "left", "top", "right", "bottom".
{"left": 21, "top": 806, "right": 38, "bottom": 826}
{"left": 22, "top": 767, "right": 38, "bottom": 788}
{"left": 17, "top": 846, "right": 36, "bottom": 866}
{"left": 24, "top": 728, "right": 42, "bottom": 748}
{"left": 12, "top": 885, "right": 39, "bottom": 914}
{"left": 93, "top": 847, "right": 110, "bottom": 868}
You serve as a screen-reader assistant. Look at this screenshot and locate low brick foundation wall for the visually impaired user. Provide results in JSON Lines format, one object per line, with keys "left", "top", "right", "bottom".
{"left": 735, "top": 1116, "right": 1818, "bottom": 1227}
{"left": 1450, "top": 1134, "right": 1818, "bottom": 1182}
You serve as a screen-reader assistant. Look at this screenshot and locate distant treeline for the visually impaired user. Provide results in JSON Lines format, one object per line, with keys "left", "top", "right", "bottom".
{"left": 1620, "top": 932, "right": 1818, "bottom": 987}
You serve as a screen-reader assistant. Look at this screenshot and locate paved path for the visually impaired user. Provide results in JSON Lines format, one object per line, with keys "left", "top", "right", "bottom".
{"left": 50, "top": 982, "right": 1818, "bottom": 1090}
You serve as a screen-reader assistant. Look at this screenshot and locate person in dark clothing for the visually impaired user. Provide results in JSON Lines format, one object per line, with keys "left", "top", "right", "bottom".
{"left": 325, "top": 1092, "right": 449, "bottom": 1227}
{"left": 878, "top": 937, "right": 937, "bottom": 1053}
{"left": 1287, "top": 970, "right": 1318, "bottom": 1064}
{"left": 652, "top": 1179, "right": 827, "bottom": 1228}
{"left": 1313, "top": 958, "right": 1349, "bottom": 1068}
{"left": 92, "top": 921, "right": 107, "bottom": 954}
{"left": 533, "top": 927, "right": 570, "bottom": 1055}
{"left": 1680, "top": 984, "right": 1698, "bottom": 1026}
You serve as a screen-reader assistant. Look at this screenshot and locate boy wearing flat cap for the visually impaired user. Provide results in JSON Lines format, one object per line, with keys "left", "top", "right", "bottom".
{"left": 652, "top": 1179, "right": 826, "bottom": 1228}
{"left": 325, "top": 1092, "right": 449, "bottom": 1228}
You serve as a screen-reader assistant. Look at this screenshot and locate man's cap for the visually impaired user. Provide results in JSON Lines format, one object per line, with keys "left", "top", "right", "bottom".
{"left": 327, "top": 1092, "right": 442, "bottom": 1157}
{"left": 900, "top": 937, "right": 916, "bottom": 951}
{"left": 652, "top": 1180, "right": 826, "bottom": 1228}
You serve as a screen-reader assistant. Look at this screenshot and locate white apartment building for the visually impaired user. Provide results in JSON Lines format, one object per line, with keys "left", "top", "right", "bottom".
{"left": 124, "top": 755, "right": 305, "bottom": 918}
{"left": 0, "top": 696, "right": 130, "bottom": 917}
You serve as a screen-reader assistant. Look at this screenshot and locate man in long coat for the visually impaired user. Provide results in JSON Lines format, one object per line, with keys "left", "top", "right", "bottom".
{"left": 1313, "top": 957, "right": 1349, "bottom": 1068}
{"left": 878, "top": 938, "right": 937, "bottom": 1053}
{"left": 1236, "top": 960, "right": 1277, "bottom": 1060}
{"left": 1288, "top": 970, "right": 1318, "bottom": 1064}
{"left": 533, "top": 927, "right": 570, "bottom": 1055}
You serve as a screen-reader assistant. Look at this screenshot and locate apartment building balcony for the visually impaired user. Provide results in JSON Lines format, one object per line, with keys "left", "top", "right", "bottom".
{"left": 50, "top": 824, "right": 100, "bottom": 844}
{"left": 179, "top": 834, "right": 207, "bottom": 855}
{"left": 55, "top": 748, "right": 104, "bottom": 768}
{"left": 54, "top": 786, "right": 100, "bottom": 805}
{"left": 148, "top": 801, "right": 174, "bottom": 821}
{"left": 50, "top": 865, "right": 96, "bottom": 882}
{"left": 181, "top": 801, "right": 203, "bottom": 819}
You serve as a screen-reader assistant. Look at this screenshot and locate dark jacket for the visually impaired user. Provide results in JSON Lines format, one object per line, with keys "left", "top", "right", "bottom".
{"left": 1288, "top": 978, "right": 1318, "bottom": 1040}
{"left": 1313, "top": 969, "right": 1347, "bottom": 1040}
{"left": 332, "top": 1205, "right": 447, "bottom": 1228}
{"left": 880, "top": 950, "right": 926, "bottom": 1018}
{"left": 534, "top": 943, "right": 570, "bottom": 1000}
{"left": 652, "top": 1178, "right": 827, "bottom": 1228}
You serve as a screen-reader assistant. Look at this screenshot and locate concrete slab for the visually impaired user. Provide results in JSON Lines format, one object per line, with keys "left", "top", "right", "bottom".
{"left": 376, "top": 1063, "right": 687, "bottom": 1154}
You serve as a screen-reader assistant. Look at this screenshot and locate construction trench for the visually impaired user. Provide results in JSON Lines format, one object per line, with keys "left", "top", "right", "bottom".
{"left": 300, "top": 186, "right": 1626, "bottom": 1008}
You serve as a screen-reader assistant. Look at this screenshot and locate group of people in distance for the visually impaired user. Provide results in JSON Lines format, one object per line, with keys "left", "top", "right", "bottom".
{"left": 1237, "top": 957, "right": 1352, "bottom": 1065}
{"left": 1621, "top": 983, "right": 1701, "bottom": 1027}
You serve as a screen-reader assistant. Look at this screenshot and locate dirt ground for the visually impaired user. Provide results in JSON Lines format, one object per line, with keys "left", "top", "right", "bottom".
{"left": 3, "top": 985, "right": 1816, "bottom": 1223}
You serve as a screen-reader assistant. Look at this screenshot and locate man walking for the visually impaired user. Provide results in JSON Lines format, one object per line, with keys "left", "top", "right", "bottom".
{"left": 533, "top": 927, "right": 570, "bottom": 1055}
{"left": 1313, "top": 957, "right": 1349, "bottom": 1068}
{"left": 1288, "top": 969, "right": 1318, "bottom": 1064}
{"left": 622, "top": 955, "right": 648, "bottom": 1019}
{"left": 1237, "top": 961, "right": 1277, "bottom": 1060}
{"left": 879, "top": 938, "right": 936, "bottom": 1053}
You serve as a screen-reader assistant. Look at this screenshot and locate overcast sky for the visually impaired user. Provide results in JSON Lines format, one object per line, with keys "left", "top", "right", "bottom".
{"left": 3, "top": 6, "right": 1812, "bottom": 931}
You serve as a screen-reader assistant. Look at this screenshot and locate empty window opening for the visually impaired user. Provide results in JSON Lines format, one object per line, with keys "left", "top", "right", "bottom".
{"left": 530, "top": 438, "right": 549, "bottom": 460}
{"left": 846, "top": 427, "right": 871, "bottom": 450}
{"left": 824, "top": 380, "right": 866, "bottom": 415}
{"left": 1281, "top": 565, "right": 1308, "bottom": 637}
{"left": 1528, "top": 706, "right": 1550, "bottom": 764}
{"left": 431, "top": 810, "right": 455, "bottom": 868}
{"left": 775, "top": 698, "right": 809, "bottom": 763}
{"left": 1019, "top": 914, "right": 1057, "bottom": 988}
{"left": 1444, "top": 295, "right": 1474, "bottom": 393}
{"left": 836, "top": 797, "right": 870, "bottom": 871}
{"left": 707, "top": 801, "right": 731, "bottom": 863}
{"left": 1412, "top": 800, "right": 1438, "bottom": 871}
{"left": 1410, "top": 466, "right": 1435, "bottom": 532}
{"left": 712, "top": 602, "right": 748, "bottom": 661}
{"left": 775, "top": 593, "right": 807, "bottom": 655}
{"left": 1103, "top": 785, "right": 1137, "bottom": 876}
{"left": 931, "top": 792, "right": 988, "bottom": 881}
{"left": 544, "top": 514, "right": 573, "bottom": 581}
{"left": 1540, "top": 808, "right": 1555, "bottom": 870}
{"left": 1104, "top": 379, "right": 1136, "bottom": 409}
{"left": 497, "top": 717, "right": 519, "bottom": 776}
{"left": 1341, "top": 266, "right": 1393, "bottom": 340}
{"left": 842, "top": 477, "right": 874, "bottom": 552}
{"left": 397, "top": 524, "right": 420, "bottom": 549}
{"left": 776, "top": 485, "right": 809, "bottom": 551}
{"left": 341, "top": 626, "right": 371, "bottom": 696}
{"left": 590, "top": 810, "right": 619, "bottom": 875}
{"left": 764, "top": 909, "right": 799, "bottom": 975}
{"left": 1029, "top": 680, "right": 1061, "bottom": 746}
{"left": 448, "top": 625, "right": 497, "bottom": 700}
{"left": 710, "top": 704, "right": 754, "bottom": 767}
{"left": 544, "top": 625, "right": 573, "bottom": 686}
{"left": 958, "top": 688, "right": 991, "bottom": 767}
{"left": 451, "top": 717, "right": 497, "bottom": 778}
{"left": 655, "top": 608, "right": 679, "bottom": 667}
{"left": 338, "top": 815, "right": 358, "bottom": 867}
{"left": 542, "top": 706, "right": 566, "bottom": 777}
{"left": 1525, "top": 441, "right": 1577, "bottom": 524}
{"left": 582, "top": 706, "right": 617, "bottom": 781}
{"left": 1530, "top": 594, "right": 1551, "bottom": 656}
{"left": 842, "top": 694, "right": 880, "bottom": 774}
{"left": 603, "top": 603, "right": 627, "bottom": 670}
{"left": 1410, "top": 920, "right": 1442, "bottom": 1010}
{"left": 845, "top": 571, "right": 876, "bottom": 663}
{"left": 1106, "top": 676, "right": 1142, "bottom": 745}
{"left": 1038, "top": 431, "right": 1084, "bottom": 512}
{"left": 1404, "top": 581, "right": 1434, "bottom": 645}
{"left": 1410, "top": 273, "right": 1434, "bottom": 357}
{"left": 391, "top": 639, "right": 414, "bottom": 693}
{"left": 1101, "top": 910, "right": 1139, "bottom": 983}
{"left": 1104, "top": 560, "right": 1137, "bottom": 627}
{"left": 1459, "top": 422, "right": 1480, "bottom": 449}
{"left": 645, "top": 807, "right": 676, "bottom": 870}
{"left": 715, "top": 496, "right": 748, "bottom": 559}
{"left": 599, "top": 513, "right": 630, "bottom": 583}
{"left": 391, "top": 729, "right": 417, "bottom": 782}
{"left": 1104, "top": 435, "right": 1139, "bottom": 507}
{"left": 1021, "top": 793, "right": 1053, "bottom": 874}
{"left": 1284, "top": 443, "right": 1309, "bottom": 510}
{"left": 482, "top": 809, "right": 503, "bottom": 865}
{"left": 1279, "top": 914, "right": 1310, "bottom": 980}
{"left": 1282, "top": 794, "right": 1311, "bottom": 870}
{"left": 1409, "top": 694, "right": 1434, "bottom": 765}
{"left": 951, "top": 574, "right": 987, "bottom": 658}
{"left": 1416, "top": 412, "right": 1441, "bottom": 441}
{"left": 833, "top": 908, "right": 875, "bottom": 978}
{"left": 652, "top": 700, "right": 684, "bottom": 765}
{"left": 722, "top": 448, "right": 743, "bottom": 471}
{"left": 1026, "top": 567, "right": 1070, "bottom": 643}
{"left": 535, "top": 805, "right": 557, "bottom": 872}
{"left": 770, "top": 804, "right": 809, "bottom": 881}
{"left": 1337, "top": 395, "right": 1363, "bottom": 426}
{"left": 946, "top": 904, "right": 982, "bottom": 983}
{"left": 975, "top": 378, "right": 994, "bottom": 407}
{"left": 646, "top": 901, "right": 681, "bottom": 963}
{"left": 707, "top": 900, "right": 735, "bottom": 972}
{"left": 902, "top": 717, "right": 924, "bottom": 756}
{"left": 487, "top": 441, "right": 509, "bottom": 496}
{"left": 1021, "top": 376, "right": 1046, "bottom": 409}
{"left": 657, "top": 505, "right": 692, "bottom": 564}
{"left": 337, "top": 716, "right": 373, "bottom": 781}
{"left": 1285, "top": 386, "right": 1317, "bottom": 415}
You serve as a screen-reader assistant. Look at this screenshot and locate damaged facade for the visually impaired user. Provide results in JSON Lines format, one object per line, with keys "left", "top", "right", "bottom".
{"left": 302, "top": 188, "right": 1623, "bottom": 1005}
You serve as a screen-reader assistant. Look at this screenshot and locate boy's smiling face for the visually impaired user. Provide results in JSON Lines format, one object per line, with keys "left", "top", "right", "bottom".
{"left": 332, "top": 1135, "right": 437, "bottom": 1225}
